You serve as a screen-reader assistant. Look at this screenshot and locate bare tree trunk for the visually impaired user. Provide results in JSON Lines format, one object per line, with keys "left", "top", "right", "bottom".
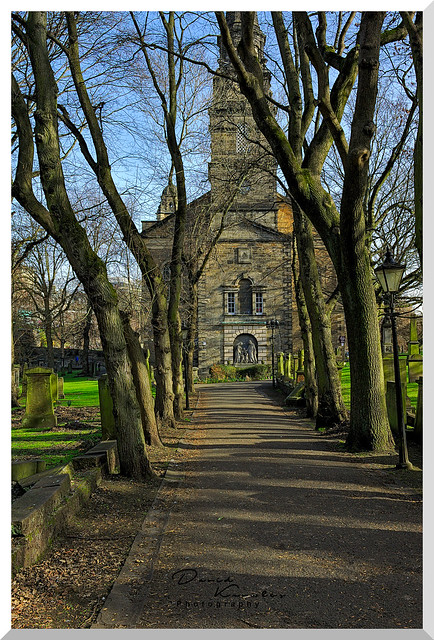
{"left": 121, "top": 312, "right": 163, "bottom": 448}
{"left": 292, "top": 241, "right": 318, "bottom": 418}
{"left": 293, "top": 204, "right": 348, "bottom": 428}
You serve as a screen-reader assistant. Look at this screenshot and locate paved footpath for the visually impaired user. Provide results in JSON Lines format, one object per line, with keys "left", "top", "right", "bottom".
{"left": 93, "top": 381, "right": 422, "bottom": 630}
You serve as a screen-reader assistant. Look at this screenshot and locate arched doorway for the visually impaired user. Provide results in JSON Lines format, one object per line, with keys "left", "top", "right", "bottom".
{"left": 233, "top": 333, "right": 258, "bottom": 364}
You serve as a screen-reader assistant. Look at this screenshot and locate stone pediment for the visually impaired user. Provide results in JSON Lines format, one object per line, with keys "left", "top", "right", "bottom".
{"left": 219, "top": 217, "right": 289, "bottom": 242}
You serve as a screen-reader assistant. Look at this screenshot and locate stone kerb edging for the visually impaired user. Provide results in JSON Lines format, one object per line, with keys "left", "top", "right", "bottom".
{"left": 12, "top": 440, "right": 119, "bottom": 575}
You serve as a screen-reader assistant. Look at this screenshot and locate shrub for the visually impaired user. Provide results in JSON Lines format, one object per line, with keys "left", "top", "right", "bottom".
{"left": 207, "top": 363, "right": 271, "bottom": 382}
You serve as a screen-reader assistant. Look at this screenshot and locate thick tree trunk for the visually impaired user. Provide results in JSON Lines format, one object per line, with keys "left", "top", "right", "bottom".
{"left": 292, "top": 245, "right": 318, "bottom": 418}
{"left": 293, "top": 205, "right": 348, "bottom": 428}
{"left": 339, "top": 12, "right": 394, "bottom": 452}
{"left": 151, "top": 291, "right": 176, "bottom": 429}
{"left": 121, "top": 313, "right": 163, "bottom": 448}
{"left": 339, "top": 266, "right": 394, "bottom": 451}
{"left": 168, "top": 308, "right": 184, "bottom": 420}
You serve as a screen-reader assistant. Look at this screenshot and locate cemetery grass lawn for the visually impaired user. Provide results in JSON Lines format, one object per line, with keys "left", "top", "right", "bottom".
{"left": 340, "top": 361, "right": 418, "bottom": 409}
{"left": 12, "top": 405, "right": 102, "bottom": 468}
{"left": 11, "top": 395, "right": 201, "bottom": 629}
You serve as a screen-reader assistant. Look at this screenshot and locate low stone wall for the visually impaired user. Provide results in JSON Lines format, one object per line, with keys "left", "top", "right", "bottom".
{"left": 11, "top": 441, "right": 119, "bottom": 575}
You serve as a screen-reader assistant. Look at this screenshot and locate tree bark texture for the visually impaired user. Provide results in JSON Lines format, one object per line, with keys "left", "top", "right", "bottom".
{"left": 121, "top": 313, "right": 163, "bottom": 448}
{"left": 339, "top": 12, "right": 394, "bottom": 451}
{"left": 293, "top": 204, "right": 348, "bottom": 428}
{"left": 292, "top": 243, "right": 318, "bottom": 418}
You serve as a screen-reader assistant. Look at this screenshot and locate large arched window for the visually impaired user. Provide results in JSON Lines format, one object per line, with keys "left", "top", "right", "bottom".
{"left": 239, "top": 278, "right": 252, "bottom": 314}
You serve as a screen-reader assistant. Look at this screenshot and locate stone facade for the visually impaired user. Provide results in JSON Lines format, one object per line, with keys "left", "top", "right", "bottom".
{"left": 140, "top": 12, "right": 343, "bottom": 377}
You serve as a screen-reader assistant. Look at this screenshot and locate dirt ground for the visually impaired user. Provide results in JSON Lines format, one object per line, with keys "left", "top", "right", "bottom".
{"left": 11, "top": 395, "right": 203, "bottom": 629}
{"left": 11, "top": 386, "right": 422, "bottom": 629}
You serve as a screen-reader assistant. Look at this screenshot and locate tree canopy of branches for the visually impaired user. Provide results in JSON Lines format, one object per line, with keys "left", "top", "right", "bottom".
{"left": 215, "top": 11, "right": 418, "bottom": 451}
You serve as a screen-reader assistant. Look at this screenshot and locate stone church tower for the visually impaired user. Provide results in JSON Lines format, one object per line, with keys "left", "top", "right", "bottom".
{"left": 142, "top": 12, "right": 294, "bottom": 376}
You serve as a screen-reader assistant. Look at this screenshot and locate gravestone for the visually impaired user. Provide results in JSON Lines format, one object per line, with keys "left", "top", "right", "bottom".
{"left": 408, "top": 359, "right": 423, "bottom": 383}
{"left": 22, "top": 371, "right": 57, "bottom": 430}
{"left": 284, "top": 353, "right": 291, "bottom": 379}
{"left": 382, "top": 317, "right": 393, "bottom": 354}
{"left": 58, "top": 377, "right": 65, "bottom": 399}
{"left": 67, "top": 362, "right": 73, "bottom": 374}
{"left": 407, "top": 316, "right": 423, "bottom": 382}
{"left": 285, "top": 382, "right": 306, "bottom": 407}
{"left": 386, "top": 380, "right": 408, "bottom": 437}
{"left": 277, "top": 352, "right": 284, "bottom": 377}
{"left": 407, "top": 316, "right": 420, "bottom": 356}
{"left": 98, "top": 375, "right": 116, "bottom": 440}
{"left": 383, "top": 356, "right": 406, "bottom": 385}
{"left": 50, "top": 373, "right": 58, "bottom": 402}
{"left": 296, "top": 349, "right": 304, "bottom": 383}
{"left": 21, "top": 363, "right": 29, "bottom": 396}
{"left": 414, "top": 376, "right": 422, "bottom": 442}
{"left": 292, "top": 354, "right": 299, "bottom": 381}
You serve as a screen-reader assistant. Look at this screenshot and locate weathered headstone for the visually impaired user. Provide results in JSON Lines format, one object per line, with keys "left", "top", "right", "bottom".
{"left": 408, "top": 358, "right": 423, "bottom": 383}
{"left": 13, "top": 365, "right": 20, "bottom": 388}
{"left": 22, "top": 371, "right": 57, "bottom": 430}
{"left": 277, "top": 352, "right": 284, "bottom": 377}
{"left": 383, "top": 356, "right": 406, "bottom": 385}
{"left": 21, "top": 363, "right": 29, "bottom": 396}
{"left": 414, "top": 376, "right": 422, "bottom": 442}
{"left": 296, "top": 349, "right": 304, "bottom": 383}
{"left": 382, "top": 317, "right": 393, "bottom": 354}
{"left": 284, "top": 353, "right": 291, "bottom": 379}
{"left": 58, "top": 376, "right": 65, "bottom": 399}
{"left": 98, "top": 374, "right": 116, "bottom": 440}
{"left": 298, "top": 349, "right": 304, "bottom": 369}
{"left": 408, "top": 316, "right": 420, "bottom": 356}
{"left": 292, "top": 354, "right": 299, "bottom": 380}
{"left": 407, "top": 316, "right": 423, "bottom": 382}
{"left": 67, "top": 361, "right": 73, "bottom": 374}
{"left": 386, "top": 380, "right": 407, "bottom": 437}
{"left": 50, "top": 373, "right": 58, "bottom": 402}
{"left": 285, "top": 381, "right": 305, "bottom": 407}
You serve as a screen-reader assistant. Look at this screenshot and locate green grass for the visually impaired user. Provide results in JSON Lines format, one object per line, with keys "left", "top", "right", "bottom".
{"left": 13, "top": 373, "right": 101, "bottom": 468}
{"left": 11, "top": 425, "right": 101, "bottom": 468}
{"left": 18, "top": 373, "right": 100, "bottom": 408}
{"left": 340, "top": 360, "right": 419, "bottom": 410}
{"left": 57, "top": 373, "right": 100, "bottom": 407}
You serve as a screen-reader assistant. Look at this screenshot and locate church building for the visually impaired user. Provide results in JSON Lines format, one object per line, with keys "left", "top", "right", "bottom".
{"left": 141, "top": 13, "right": 343, "bottom": 377}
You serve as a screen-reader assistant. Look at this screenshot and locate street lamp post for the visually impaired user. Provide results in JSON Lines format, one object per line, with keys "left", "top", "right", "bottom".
{"left": 181, "top": 324, "right": 190, "bottom": 410}
{"left": 375, "top": 249, "right": 413, "bottom": 470}
{"left": 266, "top": 319, "right": 279, "bottom": 389}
